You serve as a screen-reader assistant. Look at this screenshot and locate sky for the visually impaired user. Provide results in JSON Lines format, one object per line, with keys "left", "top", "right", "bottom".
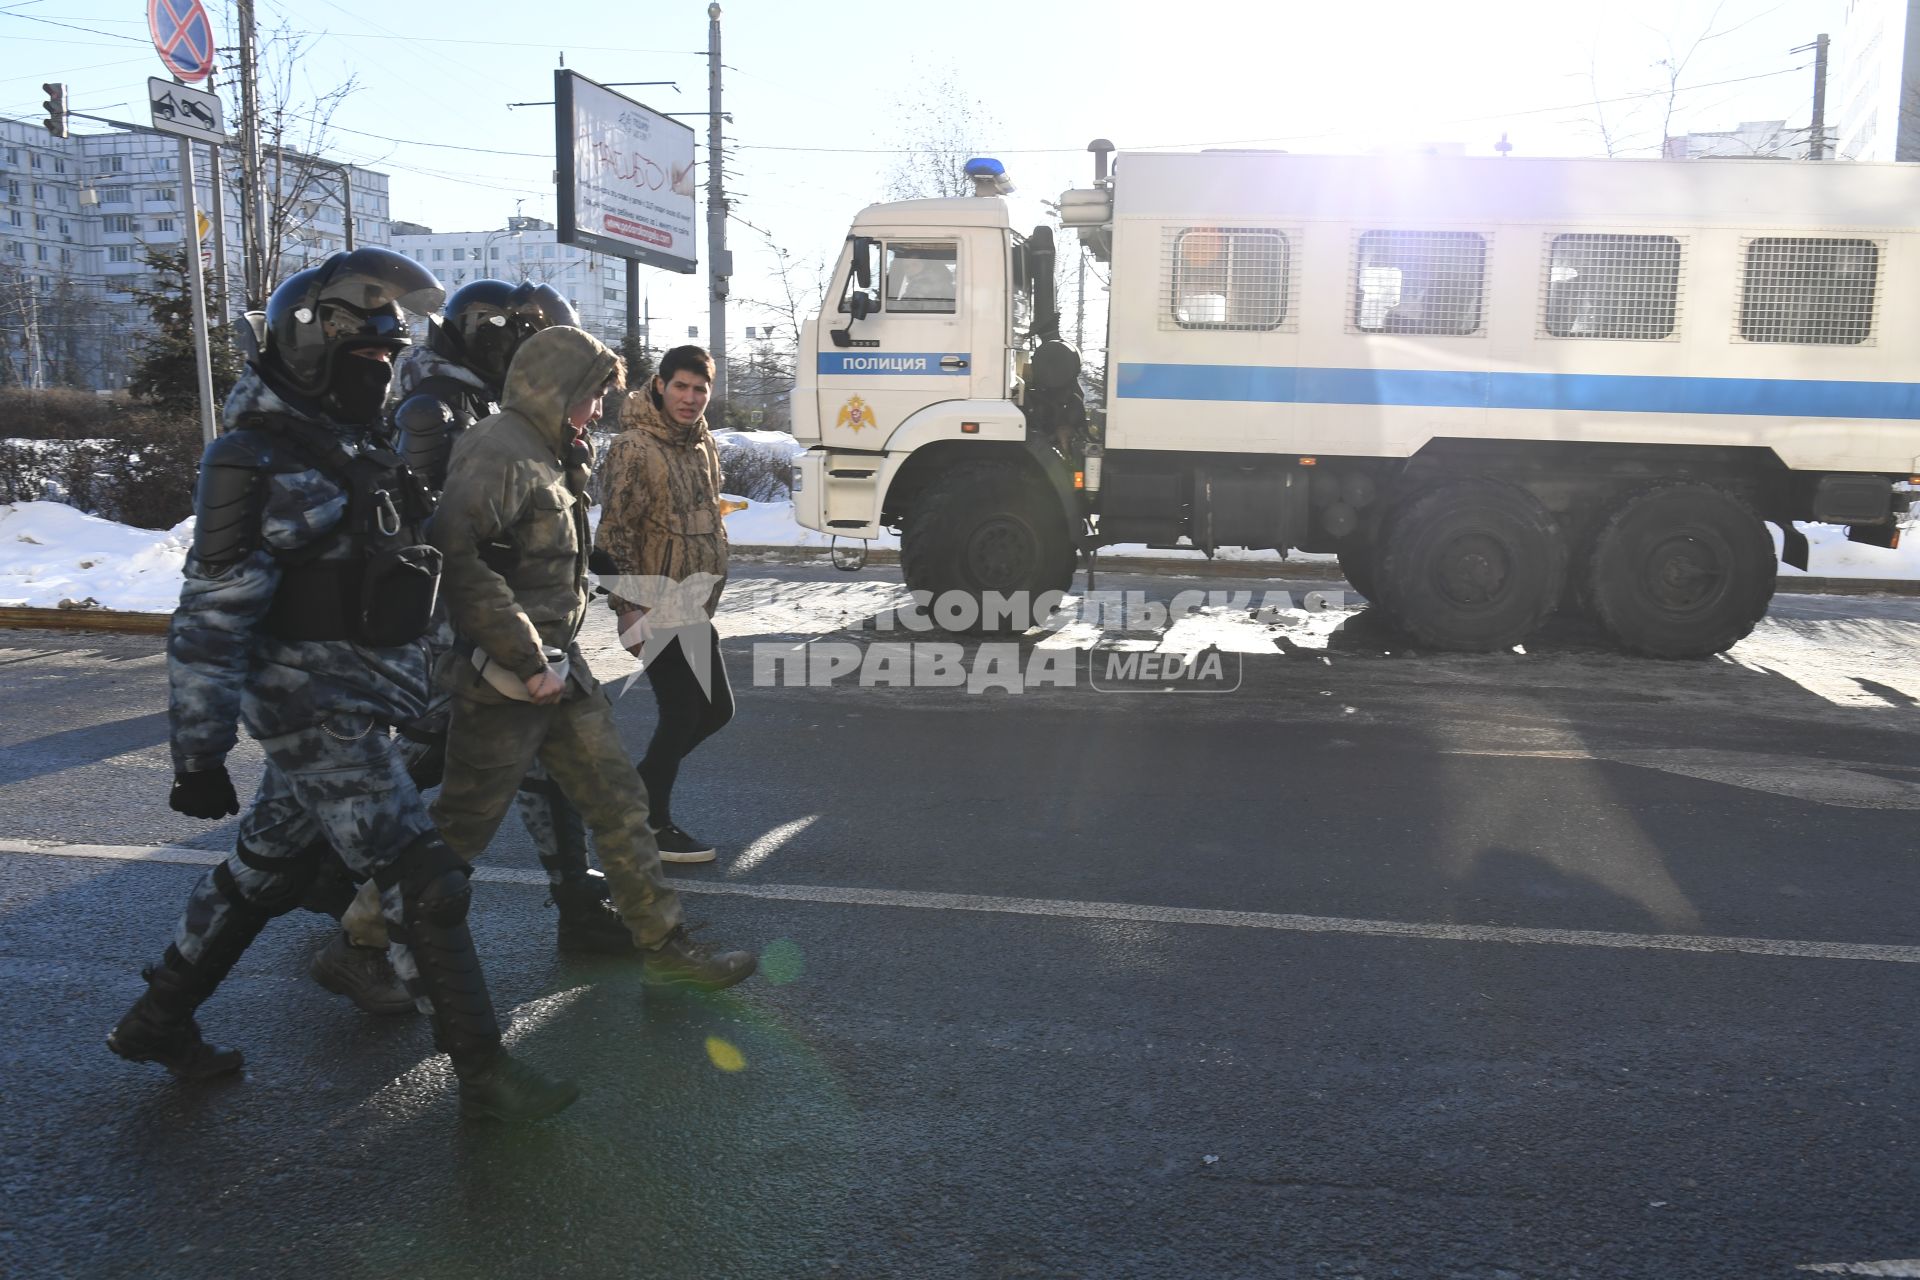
{"left": 1, "top": 0, "right": 1851, "bottom": 349}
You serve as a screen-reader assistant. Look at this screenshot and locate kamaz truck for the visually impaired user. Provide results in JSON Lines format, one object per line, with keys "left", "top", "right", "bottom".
{"left": 789, "top": 144, "right": 1919, "bottom": 656}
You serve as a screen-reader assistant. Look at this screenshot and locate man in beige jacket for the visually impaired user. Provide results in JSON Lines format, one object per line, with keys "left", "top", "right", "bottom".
{"left": 596, "top": 345, "right": 734, "bottom": 862}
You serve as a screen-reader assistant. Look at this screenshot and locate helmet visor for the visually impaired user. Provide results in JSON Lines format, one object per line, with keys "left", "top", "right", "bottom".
{"left": 314, "top": 247, "right": 445, "bottom": 320}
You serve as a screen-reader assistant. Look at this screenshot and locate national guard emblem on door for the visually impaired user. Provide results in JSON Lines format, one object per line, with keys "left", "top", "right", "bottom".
{"left": 836, "top": 395, "right": 876, "bottom": 432}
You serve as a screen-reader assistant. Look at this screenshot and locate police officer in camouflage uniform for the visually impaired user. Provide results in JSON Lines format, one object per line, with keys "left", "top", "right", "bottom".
{"left": 415, "top": 323, "right": 755, "bottom": 991}
{"left": 309, "top": 281, "right": 634, "bottom": 1016}
{"left": 107, "top": 248, "right": 578, "bottom": 1123}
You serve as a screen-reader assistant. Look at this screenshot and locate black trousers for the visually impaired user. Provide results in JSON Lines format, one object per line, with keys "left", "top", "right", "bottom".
{"left": 636, "top": 624, "right": 734, "bottom": 827}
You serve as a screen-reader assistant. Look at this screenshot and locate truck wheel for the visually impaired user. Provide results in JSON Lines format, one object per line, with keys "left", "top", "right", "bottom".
{"left": 901, "top": 461, "right": 1074, "bottom": 632}
{"left": 1585, "top": 484, "right": 1776, "bottom": 658}
{"left": 1336, "top": 540, "right": 1380, "bottom": 604}
{"left": 1377, "top": 479, "right": 1565, "bottom": 651}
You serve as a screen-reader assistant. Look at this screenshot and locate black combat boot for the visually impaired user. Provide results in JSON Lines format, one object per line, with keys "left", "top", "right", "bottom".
{"left": 551, "top": 872, "right": 638, "bottom": 955}
{"left": 309, "top": 930, "right": 417, "bottom": 1015}
{"left": 107, "top": 954, "right": 244, "bottom": 1080}
{"left": 641, "top": 924, "right": 758, "bottom": 993}
{"left": 394, "top": 837, "right": 579, "bottom": 1122}
{"left": 456, "top": 1049, "right": 581, "bottom": 1122}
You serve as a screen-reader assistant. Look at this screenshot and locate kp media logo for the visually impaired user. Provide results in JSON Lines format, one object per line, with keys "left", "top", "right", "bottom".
{"left": 1086, "top": 643, "right": 1241, "bottom": 694}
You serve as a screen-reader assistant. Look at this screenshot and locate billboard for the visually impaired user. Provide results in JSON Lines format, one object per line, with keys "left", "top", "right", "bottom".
{"left": 555, "top": 70, "right": 698, "bottom": 274}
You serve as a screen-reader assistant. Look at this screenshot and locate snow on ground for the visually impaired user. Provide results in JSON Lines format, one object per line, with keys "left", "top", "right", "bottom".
{"left": 3, "top": 495, "right": 1916, "bottom": 616}
{"left": 0, "top": 503, "right": 192, "bottom": 612}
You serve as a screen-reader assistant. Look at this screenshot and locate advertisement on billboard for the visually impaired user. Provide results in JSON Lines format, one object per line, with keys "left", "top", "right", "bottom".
{"left": 555, "top": 70, "right": 698, "bottom": 274}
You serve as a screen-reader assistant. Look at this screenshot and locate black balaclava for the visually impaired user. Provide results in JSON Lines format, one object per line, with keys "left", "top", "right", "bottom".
{"left": 321, "top": 349, "right": 396, "bottom": 426}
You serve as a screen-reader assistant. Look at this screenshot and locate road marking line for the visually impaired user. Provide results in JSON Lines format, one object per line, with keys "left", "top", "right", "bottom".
{"left": 8, "top": 837, "right": 1919, "bottom": 965}
{"left": 1798, "top": 1263, "right": 1920, "bottom": 1277}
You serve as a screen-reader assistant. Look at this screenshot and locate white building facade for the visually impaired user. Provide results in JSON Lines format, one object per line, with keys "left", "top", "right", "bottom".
{"left": 0, "top": 114, "right": 388, "bottom": 391}
{"left": 391, "top": 218, "right": 631, "bottom": 351}
{"left": 1832, "top": 0, "right": 1920, "bottom": 161}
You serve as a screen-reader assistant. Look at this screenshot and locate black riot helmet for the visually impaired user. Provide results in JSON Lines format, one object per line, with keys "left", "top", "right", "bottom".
{"left": 431, "top": 279, "right": 582, "bottom": 387}
{"left": 260, "top": 248, "right": 444, "bottom": 409}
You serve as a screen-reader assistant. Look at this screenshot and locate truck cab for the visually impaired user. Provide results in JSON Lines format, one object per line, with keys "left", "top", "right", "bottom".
{"left": 791, "top": 185, "right": 1086, "bottom": 625}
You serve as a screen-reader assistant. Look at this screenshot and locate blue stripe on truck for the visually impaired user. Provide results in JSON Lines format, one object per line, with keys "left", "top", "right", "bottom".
{"left": 1115, "top": 363, "right": 1920, "bottom": 420}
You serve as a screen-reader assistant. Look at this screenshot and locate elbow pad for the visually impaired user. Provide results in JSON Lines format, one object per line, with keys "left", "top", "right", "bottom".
{"left": 190, "top": 433, "right": 269, "bottom": 574}
{"left": 394, "top": 393, "right": 456, "bottom": 490}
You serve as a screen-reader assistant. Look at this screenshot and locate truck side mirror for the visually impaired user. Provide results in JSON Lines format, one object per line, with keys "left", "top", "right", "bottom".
{"left": 851, "top": 237, "right": 874, "bottom": 289}
{"left": 849, "top": 290, "right": 876, "bottom": 321}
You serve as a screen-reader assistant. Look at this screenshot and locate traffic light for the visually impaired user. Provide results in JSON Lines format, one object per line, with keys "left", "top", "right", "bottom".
{"left": 41, "top": 82, "right": 67, "bottom": 139}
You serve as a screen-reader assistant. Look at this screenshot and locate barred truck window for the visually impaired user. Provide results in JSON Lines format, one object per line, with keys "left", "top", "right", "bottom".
{"left": 1165, "top": 228, "right": 1291, "bottom": 331}
{"left": 1738, "top": 237, "right": 1880, "bottom": 345}
{"left": 1353, "top": 230, "right": 1487, "bottom": 336}
{"left": 1544, "top": 234, "right": 1682, "bottom": 340}
{"left": 885, "top": 242, "right": 958, "bottom": 314}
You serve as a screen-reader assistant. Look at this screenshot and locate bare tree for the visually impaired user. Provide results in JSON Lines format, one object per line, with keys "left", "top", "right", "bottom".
{"left": 216, "top": 19, "right": 363, "bottom": 303}
{"left": 1579, "top": 2, "right": 1778, "bottom": 159}
{"left": 883, "top": 67, "right": 1004, "bottom": 200}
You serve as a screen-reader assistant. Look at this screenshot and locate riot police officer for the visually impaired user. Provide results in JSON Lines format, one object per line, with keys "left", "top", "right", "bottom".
{"left": 308, "top": 280, "right": 638, "bottom": 1017}
{"left": 108, "top": 249, "right": 577, "bottom": 1123}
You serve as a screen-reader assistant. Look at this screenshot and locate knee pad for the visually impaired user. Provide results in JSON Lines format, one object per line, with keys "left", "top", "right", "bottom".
{"left": 225, "top": 838, "right": 325, "bottom": 919}
{"left": 384, "top": 831, "right": 472, "bottom": 927}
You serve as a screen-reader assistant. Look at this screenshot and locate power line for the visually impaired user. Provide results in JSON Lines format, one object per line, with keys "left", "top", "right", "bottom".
{"left": 0, "top": 11, "right": 148, "bottom": 42}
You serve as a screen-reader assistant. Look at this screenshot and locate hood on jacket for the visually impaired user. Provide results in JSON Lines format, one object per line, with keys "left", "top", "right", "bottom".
{"left": 501, "top": 326, "right": 619, "bottom": 454}
{"left": 621, "top": 384, "right": 707, "bottom": 447}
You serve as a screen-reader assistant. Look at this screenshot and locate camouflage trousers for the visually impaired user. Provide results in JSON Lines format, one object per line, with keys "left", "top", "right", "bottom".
{"left": 172, "top": 712, "right": 436, "bottom": 1000}
{"left": 348, "top": 684, "right": 683, "bottom": 950}
{"left": 336, "top": 735, "right": 590, "bottom": 949}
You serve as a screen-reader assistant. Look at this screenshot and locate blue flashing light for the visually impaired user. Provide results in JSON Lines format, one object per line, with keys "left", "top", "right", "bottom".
{"left": 963, "top": 156, "right": 1006, "bottom": 178}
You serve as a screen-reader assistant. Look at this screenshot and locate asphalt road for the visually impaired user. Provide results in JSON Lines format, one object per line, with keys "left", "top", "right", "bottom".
{"left": 2, "top": 565, "right": 1919, "bottom": 1279}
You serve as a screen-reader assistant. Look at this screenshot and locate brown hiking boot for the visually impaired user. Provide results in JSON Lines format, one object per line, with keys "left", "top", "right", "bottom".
{"left": 309, "top": 931, "right": 417, "bottom": 1016}
{"left": 641, "top": 924, "right": 757, "bottom": 993}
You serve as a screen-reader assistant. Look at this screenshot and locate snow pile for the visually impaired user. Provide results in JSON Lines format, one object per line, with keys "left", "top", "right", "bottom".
{"left": 1773, "top": 521, "right": 1916, "bottom": 579}
{"left": 0, "top": 502, "right": 191, "bottom": 612}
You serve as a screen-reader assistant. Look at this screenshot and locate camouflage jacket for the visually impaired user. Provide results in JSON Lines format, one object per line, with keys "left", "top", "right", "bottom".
{"left": 167, "top": 369, "right": 431, "bottom": 773}
{"left": 431, "top": 326, "right": 616, "bottom": 696}
{"left": 595, "top": 392, "right": 728, "bottom": 618}
{"left": 388, "top": 344, "right": 495, "bottom": 412}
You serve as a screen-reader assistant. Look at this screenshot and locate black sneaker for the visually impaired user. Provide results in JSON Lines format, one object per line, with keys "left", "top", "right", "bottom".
{"left": 309, "top": 931, "right": 417, "bottom": 1016}
{"left": 457, "top": 1052, "right": 580, "bottom": 1123}
{"left": 642, "top": 924, "right": 757, "bottom": 992}
{"left": 107, "top": 998, "right": 244, "bottom": 1080}
{"left": 650, "top": 822, "right": 717, "bottom": 864}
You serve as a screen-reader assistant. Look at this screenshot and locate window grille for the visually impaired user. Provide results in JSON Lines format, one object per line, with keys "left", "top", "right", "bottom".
{"left": 1738, "top": 237, "right": 1879, "bottom": 345}
{"left": 1162, "top": 227, "right": 1293, "bottom": 331}
{"left": 1352, "top": 230, "right": 1486, "bottom": 336}
{"left": 1543, "top": 234, "right": 1682, "bottom": 340}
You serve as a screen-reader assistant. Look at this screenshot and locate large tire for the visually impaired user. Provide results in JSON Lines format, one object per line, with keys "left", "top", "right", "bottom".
{"left": 1585, "top": 484, "right": 1776, "bottom": 658}
{"left": 1336, "top": 540, "right": 1380, "bottom": 603}
{"left": 1376, "top": 478, "right": 1566, "bottom": 651}
{"left": 900, "top": 461, "right": 1074, "bottom": 633}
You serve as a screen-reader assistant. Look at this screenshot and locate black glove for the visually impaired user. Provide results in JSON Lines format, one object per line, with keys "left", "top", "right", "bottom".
{"left": 170, "top": 766, "right": 239, "bottom": 819}
{"left": 587, "top": 548, "right": 617, "bottom": 577}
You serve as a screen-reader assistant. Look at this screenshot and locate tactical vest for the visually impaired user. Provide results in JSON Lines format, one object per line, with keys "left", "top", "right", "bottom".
{"left": 259, "top": 419, "right": 443, "bottom": 647}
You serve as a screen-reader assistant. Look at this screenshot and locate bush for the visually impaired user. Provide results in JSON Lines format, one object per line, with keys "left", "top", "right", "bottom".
{"left": 0, "top": 389, "right": 202, "bottom": 528}
{"left": 718, "top": 438, "right": 795, "bottom": 502}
